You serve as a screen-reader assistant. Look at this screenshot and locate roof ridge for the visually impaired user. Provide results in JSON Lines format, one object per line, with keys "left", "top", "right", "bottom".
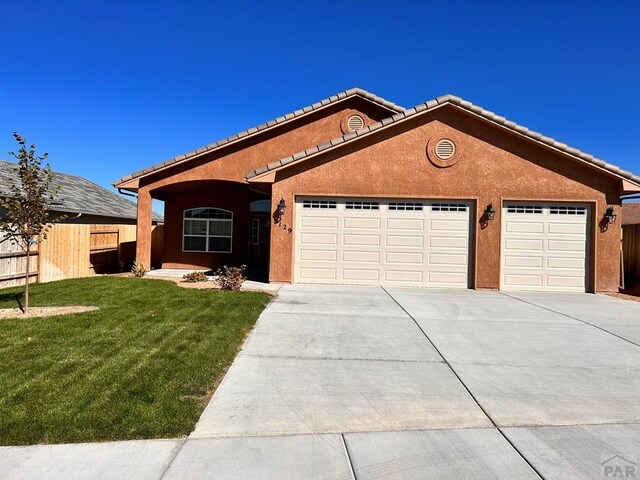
{"left": 0, "top": 161, "right": 163, "bottom": 222}
{"left": 246, "top": 94, "right": 640, "bottom": 186}
{"left": 0, "top": 159, "right": 100, "bottom": 184}
{"left": 113, "top": 88, "right": 405, "bottom": 186}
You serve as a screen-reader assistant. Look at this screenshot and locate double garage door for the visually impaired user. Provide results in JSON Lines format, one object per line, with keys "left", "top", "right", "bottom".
{"left": 294, "top": 197, "right": 590, "bottom": 292}
{"left": 294, "top": 198, "right": 472, "bottom": 288}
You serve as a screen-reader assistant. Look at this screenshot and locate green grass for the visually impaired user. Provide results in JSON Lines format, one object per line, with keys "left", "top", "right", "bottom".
{"left": 0, "top": 276, "right": 271, "bottom": 445}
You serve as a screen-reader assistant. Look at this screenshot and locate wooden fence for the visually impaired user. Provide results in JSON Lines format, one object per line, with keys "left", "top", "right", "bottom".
{"left": 0, "top": 234, "right": 38, "bottom": 288}
{"left": 0, "top": 224, "right": 163, "bottom": 288}
{"left": 623, "top": 224, "right": 640, "bottom": 289}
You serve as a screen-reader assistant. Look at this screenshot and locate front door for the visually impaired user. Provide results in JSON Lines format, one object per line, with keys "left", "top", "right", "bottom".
{"left": 248, "top": 214, "right": 271, "bottom": 275}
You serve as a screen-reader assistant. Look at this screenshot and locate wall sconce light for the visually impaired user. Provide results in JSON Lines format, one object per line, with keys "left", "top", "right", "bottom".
{"left": 277, "top": 198, "right": 286, "bottom": 217}
{"left": 485, "top": 203, "right": 496, "bottom": 221}
{"left": 605, "top": 207, "right": 617, "bottom": 224}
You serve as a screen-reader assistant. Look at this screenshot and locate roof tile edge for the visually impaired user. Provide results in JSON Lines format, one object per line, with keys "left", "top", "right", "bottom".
{"left": 245, "top": 94, "right": 640, "bottom": 186}
{"left": 113, "top": 88, "right": 405, "bottom": 187}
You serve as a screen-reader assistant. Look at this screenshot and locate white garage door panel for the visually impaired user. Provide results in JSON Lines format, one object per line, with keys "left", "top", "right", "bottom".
{"left": 300, "top": 232, "right": 338, "bottom": 245}
{"left": 344, "top": 217, "right": 380, "bottom": 229}
{"left": 343, "top": 269, "right": 379, "bottom": 281}
{"left": 505, "top": 256, "right": 543, "bottom": 268}
{"left": 300, "top": 250, "right": 337, "bottom": 262}
{"left": 547, "top": 257, "right": 584, "bottom": 269}
{"left": 504, "top": 274, "right": 543, "bottom": 287}
{"left": 299, "top": 268, "right": 336, "bottom": 280}
{"left": 387, "top": 218, "right": 424, "bottom": 230}
{"left": 501, "top": 203, "right": 588, "bottom": 292}
{"left": 295, "top": 198, "right": 472, "bottom": 288}
{"left": 547, "top": 276, "right": 584, "bottom": 288}
{"left": 301, "top": 216, "right": 338, "bottom": 228}
{"left": 387, "top": 235, "right": 424, "bottom": 247}
{"left": 386, "top": 252, "right": 424, "bottom": 264}
{"left": 386, "top": 270, "right": 423, "bottom": 282}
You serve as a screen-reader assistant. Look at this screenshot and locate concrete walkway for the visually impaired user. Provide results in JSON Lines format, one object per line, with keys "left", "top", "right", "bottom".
{"left": 3, "top": 286, "right": 640, "bottom": 479}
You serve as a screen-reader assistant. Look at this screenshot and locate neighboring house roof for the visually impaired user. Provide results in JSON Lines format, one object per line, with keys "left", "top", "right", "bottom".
{"left": 113, "top": 88, "right": 405, "bottom": 187}
{"left": 0, "top": 160, "right": 163, "bottom": 222}
{"left": 246, "top": 94, "right": 640, "bottom": 188}
{"left": 622, "top": 202, "right": 640, "bottom": 225}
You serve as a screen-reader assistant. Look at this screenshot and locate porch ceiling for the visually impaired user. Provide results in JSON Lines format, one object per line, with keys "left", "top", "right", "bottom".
{"left": 149, "top": 179, "right": 264, "bottom": 201}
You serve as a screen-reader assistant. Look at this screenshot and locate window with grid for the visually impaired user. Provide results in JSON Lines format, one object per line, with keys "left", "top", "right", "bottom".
{"left": 549, "top": 206, "right": 586, "bottom": 215}
{"left": 431, "top": 203, "right": 467, "bottom": 212}
{"left": 250, "top": 218, "right": 260, "bottom": 245}
{"left": 346, "top": 201, "right": 380, "bottom": 210}
{"left": 389, "top": 202, "right": 424, "bottom": 211}
{"left": 506, "top": 205, "right": 543, "bottom": 214}
{"left": 302, "top": 200, "right": 337, "bottom": 209}
{"left": 183, "top": 208, "right": 233, "bottom": 252}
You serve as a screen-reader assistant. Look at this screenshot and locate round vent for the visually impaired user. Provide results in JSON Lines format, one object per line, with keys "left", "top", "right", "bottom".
{"left": 435, "top": 139, "right": 456, "bottom": 160}
{"left": 347, "top": 114, "right": 365, "bottom": 132}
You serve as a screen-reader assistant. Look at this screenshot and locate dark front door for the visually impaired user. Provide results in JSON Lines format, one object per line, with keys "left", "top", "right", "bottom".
{"left": 248, "top": 214, "right": 270, "bottom": 275}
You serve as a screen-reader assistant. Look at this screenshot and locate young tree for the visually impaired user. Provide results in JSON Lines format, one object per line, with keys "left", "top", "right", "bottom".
{"left": 0, "top": 132, "right": 61, "bottom": 312}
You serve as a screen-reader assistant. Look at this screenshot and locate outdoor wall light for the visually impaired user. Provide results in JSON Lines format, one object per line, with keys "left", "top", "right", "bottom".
{"left": 485, "top": 203, "right": 496, "bottom": 221}
{"left": 605, "top": 207, "right": 617, "bottom": 224}
{"left": 277, "top": 198, "right": 286, "bottom": 217}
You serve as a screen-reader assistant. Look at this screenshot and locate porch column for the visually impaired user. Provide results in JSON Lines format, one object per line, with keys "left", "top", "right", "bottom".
{"left": 136, "top": 188, "right": 152, "bottom": 268}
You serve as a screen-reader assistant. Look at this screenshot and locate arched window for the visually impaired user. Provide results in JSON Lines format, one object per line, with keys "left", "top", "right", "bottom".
{"left": 183, "top": 208, "right": 232, "bottom": 253}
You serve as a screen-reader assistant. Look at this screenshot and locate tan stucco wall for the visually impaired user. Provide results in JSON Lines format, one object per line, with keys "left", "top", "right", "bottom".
{"left": 268, "top": 106, "right": 622, "bottom": 292}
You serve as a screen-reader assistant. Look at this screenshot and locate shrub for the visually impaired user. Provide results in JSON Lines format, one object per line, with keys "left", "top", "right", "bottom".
{"left": 182, "top": 271, "right": 209, "bottom": 283}
{"left": 214, "top": 265, "right": 246, "bottom": 291}
{"left": 131, "top": 261, "right": 147, "bottom": 278}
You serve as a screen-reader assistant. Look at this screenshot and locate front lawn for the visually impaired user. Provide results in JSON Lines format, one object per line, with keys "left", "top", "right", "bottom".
{"left": 0, "top": 276, "right": 270, "bottom": 445}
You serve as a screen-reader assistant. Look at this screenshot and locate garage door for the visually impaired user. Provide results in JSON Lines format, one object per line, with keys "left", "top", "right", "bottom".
{"left": 294, "top": 197, "right": 472, "bottom": 288}
{"left": 501, "top": 203, "right": 589, "bottom": 292}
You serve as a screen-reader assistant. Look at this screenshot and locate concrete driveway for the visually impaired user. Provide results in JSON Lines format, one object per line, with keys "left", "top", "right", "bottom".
{"left": 178, "top": 285, "right": 640, "bottom": 479}
{"left": 4, "top": 286, "right": 640, "bottom": 479}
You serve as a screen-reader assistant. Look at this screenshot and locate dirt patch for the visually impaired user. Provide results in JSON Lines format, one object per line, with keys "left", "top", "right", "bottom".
{"left": 606, "top": 290, "right": 640, "bottom": 303}
{"left": 0, "top": 306, "right": 99, "bottom": 319}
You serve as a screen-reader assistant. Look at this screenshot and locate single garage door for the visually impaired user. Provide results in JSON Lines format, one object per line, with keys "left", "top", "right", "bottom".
{"left": 294, "top": 197, "right": 472, "bottom": 288}
{"left": 501, "top": 202, "right": 589, "bottom": 292}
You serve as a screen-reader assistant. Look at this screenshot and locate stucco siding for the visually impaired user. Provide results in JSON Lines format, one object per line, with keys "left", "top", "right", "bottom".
{"left": 133, "top": 97, "right": 391, "bottom": 267}
{"left": 269, "top": 107, "right": 621, "bottom": 291}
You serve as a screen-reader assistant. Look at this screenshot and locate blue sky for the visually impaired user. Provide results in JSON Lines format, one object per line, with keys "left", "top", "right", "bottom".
{"left": 1, "top": 1, "right": 639, "bottom": 213}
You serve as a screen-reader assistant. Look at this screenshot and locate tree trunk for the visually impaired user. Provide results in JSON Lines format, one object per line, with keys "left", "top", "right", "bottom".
{"left": 24, "top": 247, "right": 30, "bottom": 313}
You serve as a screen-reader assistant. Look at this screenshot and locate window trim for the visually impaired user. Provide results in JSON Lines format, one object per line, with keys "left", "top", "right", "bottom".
{"left": 182, "top": 207, "right": 233, "bottom": 253}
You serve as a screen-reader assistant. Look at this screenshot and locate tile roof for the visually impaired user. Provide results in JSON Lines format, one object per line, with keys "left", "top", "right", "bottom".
{"left": 113, "top": 88, "right": 405, "bottom": 187}
{"left": 0, "top": 160, "right": 163, "bottom": 222}
{"left": 246, "top": 94, "right": 640, "bottom": 186}
{"left": 622, "top": 202, "right": 640, "bottom": 225}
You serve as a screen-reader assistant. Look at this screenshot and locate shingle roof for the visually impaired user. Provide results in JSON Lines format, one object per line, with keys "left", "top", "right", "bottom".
{"left": 0, "top": 160, "right": 163, "bottom": 222}
{"left": 246, "top": 94, "right": 640, "bottom": 186}
{"left": 113, "top": 88, "right": 405, "bottom": 187}
{"left": 622, "top": 202, "right": 640, "bottom": 226}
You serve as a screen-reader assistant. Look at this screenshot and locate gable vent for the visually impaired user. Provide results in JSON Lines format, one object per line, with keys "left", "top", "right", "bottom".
{"left": 347, "top": 115, "right": 365, "bottom": 132}
{"left": 435, "top": 139, "right": 456, "bottom": 160}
